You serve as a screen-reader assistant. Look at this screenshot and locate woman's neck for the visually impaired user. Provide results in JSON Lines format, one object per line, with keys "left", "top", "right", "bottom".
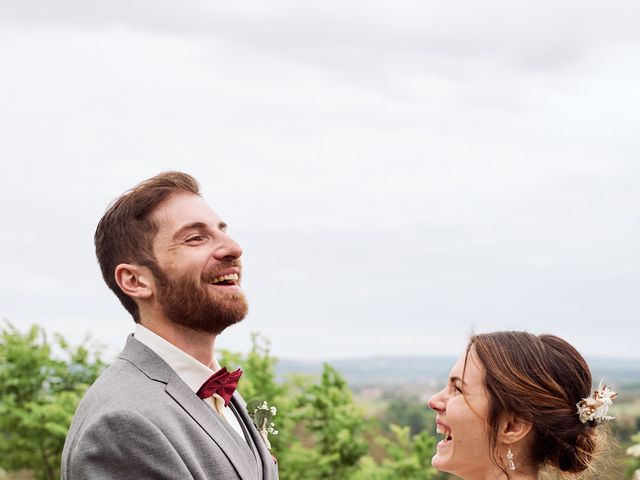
{"left": 471, "top": 465, "right": 538, "bottom": 480}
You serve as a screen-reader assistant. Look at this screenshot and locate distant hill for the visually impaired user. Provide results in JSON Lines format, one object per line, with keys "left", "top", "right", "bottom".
{"left": 589, "top": 358, "right": 640, "bottom": 386}
{"left": 276, "top": 355, "right": 640, "bottom": 390}
{"left": 278, "top": 356, "right": 455, "bottom": 388}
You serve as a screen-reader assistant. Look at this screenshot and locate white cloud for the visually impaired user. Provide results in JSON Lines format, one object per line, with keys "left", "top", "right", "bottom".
{"left": 1, "top": 1, "right": 639, "bottom": 360}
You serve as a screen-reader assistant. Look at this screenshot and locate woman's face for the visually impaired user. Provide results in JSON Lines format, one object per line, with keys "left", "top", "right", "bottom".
{"left": 428, "top": 347, "right": 494, "bottom": 479}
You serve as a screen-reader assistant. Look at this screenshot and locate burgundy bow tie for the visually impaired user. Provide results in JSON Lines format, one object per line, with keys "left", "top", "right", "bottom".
{"left": 196, "top": 367, "right": 243, "bottom": 406}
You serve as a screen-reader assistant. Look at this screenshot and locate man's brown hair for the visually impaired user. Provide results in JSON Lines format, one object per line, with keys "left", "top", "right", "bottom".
{"left": 95, "top": 171, "right": 200, "bottom": 321}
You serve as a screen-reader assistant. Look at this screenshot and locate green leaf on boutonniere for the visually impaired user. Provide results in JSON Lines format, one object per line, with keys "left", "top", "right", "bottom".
{"left": 254, "top": 407, "right": 272, "bottom": 428}
{"left": 247, "top": 398, "right": 279, "bottom": 449}
{"left": 246, "top": 398, "right": 262, "bottom": 414}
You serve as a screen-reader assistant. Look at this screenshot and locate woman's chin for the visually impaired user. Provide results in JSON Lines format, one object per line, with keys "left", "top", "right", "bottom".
{"left": 431, "top": 439, "right": 454, "bottom": 471}
{"left": 431, "top": 453, "right": 450, "bottom": 473}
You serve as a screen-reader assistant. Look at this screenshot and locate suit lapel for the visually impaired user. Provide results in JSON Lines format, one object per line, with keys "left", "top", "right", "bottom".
{"left": 165, "top": 375, "right": 257, "bottom": 480}
{"left": 120, "top": 336, "right": 258, "bottom": 480}
{"left": 228, "top": 400, "right": 263, "bottom": 479}
{"left": 231, "top": 393, "right": 278, "bottom": 480}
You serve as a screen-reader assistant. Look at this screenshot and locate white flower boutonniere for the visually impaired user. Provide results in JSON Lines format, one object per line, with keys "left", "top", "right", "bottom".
{"left": 247, "top": 399, "right": 278, "bottom": 450}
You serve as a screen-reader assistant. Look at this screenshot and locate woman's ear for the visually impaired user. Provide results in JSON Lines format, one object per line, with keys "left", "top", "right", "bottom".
{"left": 114, "top": 263, "right": 154, "bottom": 300}
{"left": 498, "top": 413, "right": 533, "bottom": 444}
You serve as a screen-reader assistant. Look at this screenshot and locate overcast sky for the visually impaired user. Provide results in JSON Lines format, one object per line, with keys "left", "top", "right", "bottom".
{"left": 1, "top": 1, "right": 639, "bottom": 362}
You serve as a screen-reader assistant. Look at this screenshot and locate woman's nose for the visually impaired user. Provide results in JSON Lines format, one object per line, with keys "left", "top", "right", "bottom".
{"left": 428, "top": 390, "right": 446, "bottom": 413}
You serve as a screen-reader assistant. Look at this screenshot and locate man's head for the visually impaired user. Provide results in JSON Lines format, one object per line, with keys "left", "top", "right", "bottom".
{"left": 95, "top": 171, "right": 248, "bottom": 333}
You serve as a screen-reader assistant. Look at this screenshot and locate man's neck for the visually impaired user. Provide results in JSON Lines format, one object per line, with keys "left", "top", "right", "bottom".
{"left": 139, "top": 317, "right": 217, "bottom": 368}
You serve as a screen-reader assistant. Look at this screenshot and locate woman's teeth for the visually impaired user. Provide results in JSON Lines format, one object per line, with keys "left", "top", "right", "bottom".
{"left": 436, "top": 424, "right": 452, "bottom": 441}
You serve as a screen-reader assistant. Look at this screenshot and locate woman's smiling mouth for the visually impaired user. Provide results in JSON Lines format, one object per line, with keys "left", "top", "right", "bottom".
{"left": 436, "top": 421, "right": 453, "bottom": 444}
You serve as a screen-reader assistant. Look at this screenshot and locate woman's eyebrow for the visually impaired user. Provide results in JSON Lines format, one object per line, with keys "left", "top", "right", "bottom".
{"left": 449, "top": 376, "right": 467, "bottom": 385}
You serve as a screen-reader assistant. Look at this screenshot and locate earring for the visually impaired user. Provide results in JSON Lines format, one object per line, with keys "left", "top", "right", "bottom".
{"left": 506, "top": 447, "right": 516, "bottom": 471}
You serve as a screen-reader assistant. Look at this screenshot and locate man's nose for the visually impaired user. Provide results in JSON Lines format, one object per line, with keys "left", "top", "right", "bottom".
{"left": 213, "top": 232, "right": 243, "bottom": 260}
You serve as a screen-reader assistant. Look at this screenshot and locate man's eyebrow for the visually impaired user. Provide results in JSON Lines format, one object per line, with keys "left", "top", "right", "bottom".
{"left": 172, "top": 221, "right": 227, "bottom": 239}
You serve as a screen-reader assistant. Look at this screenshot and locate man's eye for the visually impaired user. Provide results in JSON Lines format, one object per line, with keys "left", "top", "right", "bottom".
{"left": 185, "top": 235, "right": 204, "bottom": 243}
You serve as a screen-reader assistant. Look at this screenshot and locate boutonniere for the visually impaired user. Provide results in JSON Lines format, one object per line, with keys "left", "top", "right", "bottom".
{"left": 246, "top": 399, "right": 278, "bottom": 450}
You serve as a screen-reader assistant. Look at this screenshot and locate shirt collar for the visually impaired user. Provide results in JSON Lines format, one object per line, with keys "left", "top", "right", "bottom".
{"left": 133, "top": 324, "right": 221, "bottom": 393}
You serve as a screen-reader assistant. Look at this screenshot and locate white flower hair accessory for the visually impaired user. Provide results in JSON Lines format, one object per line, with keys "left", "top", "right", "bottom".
{"left": 576, "top": 381, "right": 617, "bottom": 424}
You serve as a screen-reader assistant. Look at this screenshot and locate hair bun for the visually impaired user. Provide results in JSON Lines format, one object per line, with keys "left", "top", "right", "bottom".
{"left": 549, "top": 427, "right": 598, "bottom": 473}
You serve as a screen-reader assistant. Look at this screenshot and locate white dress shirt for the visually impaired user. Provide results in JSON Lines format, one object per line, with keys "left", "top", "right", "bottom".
{"left": 133, "top": 324, "right": 245, "bottom": 439}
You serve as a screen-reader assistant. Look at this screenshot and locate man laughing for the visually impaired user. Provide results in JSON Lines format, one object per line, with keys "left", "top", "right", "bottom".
{"left": 62, "top": 171, "right": 278, "bottom": 480}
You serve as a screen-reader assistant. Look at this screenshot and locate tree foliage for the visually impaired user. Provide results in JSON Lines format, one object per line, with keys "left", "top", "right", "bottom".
{"left": 627, "top": 431, "right": 640, "bottom": 479}
{"left": 224, "top": 334, "right": 442, "bottom": 480}
{"left": 0, "top": 322, "right": 106, "bottom": 480}
{"left": 382, "top": 396, "right": 436, "bottom": 437}
{"left": 354, "top": 424, "right": 442, "bottom": 480}
{"left": 221, "top": 336, "right": 370, "bottom": 478}
{"left": 3, "top": 326, "right": 442, "bottom": 480}
{"left": 283, "top": 364, "right": 370, "bottom": 479}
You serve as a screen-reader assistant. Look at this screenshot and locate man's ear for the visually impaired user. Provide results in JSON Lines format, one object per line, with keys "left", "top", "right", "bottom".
{"left": 114, "top": 263, "right": 154, "bottom": 300}
{"left": 498, "top": 413, "right": 533, "bottom": 445}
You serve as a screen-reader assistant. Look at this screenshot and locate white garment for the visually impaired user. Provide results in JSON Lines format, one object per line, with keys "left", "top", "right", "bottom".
{"left": 133, "top": 324, "right": 245, "bottom": 439}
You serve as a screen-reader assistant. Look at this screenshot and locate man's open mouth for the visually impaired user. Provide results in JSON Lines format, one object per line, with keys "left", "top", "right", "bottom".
{"left": 208, "top": 273, "right": 239, "bottom": 286}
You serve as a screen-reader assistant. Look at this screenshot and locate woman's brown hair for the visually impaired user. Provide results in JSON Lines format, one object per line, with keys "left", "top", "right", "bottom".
{"left": 467, "top": 331, "right": 601, "bottom": 475}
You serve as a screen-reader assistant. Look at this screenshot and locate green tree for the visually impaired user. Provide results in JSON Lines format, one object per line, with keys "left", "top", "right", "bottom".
{"left": 1, "top": 324, "right": 442, "bottom": 480}
{"left": 354, "top": 424, "right": 442, "bottom": 480}
{"left": 222, "top": 337, "right": 371, "bottom": 480}
{"left": 0, "top": 322, "right": 106, "bottom": 480}
{"left": 283, "top": 364, "right": 369, "bottom": 480}
{"left": 627, "top": 431, "right": 640, "bottom": 478}
{"left": 220, "top": 332, "right": 284, "bottom": 402}
{"left": 382, "top": 397, "right": 436, "bottom": 436}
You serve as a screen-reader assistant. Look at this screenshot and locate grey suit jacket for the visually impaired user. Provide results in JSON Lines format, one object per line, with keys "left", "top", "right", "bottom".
{"left": 62, "top": 335, "right": 279, "bottom": 480}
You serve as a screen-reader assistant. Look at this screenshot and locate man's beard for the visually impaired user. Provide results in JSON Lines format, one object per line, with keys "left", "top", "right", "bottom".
{"left": 153, "top": 264, "right": 248, "bottom": 334}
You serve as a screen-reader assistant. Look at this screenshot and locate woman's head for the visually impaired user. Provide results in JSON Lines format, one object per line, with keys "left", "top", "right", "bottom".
{"left": 428, "top": 344, "right": 496, "bottom": 478}
{"left": 428, "top": 331, "right": 605, "bottom": 479}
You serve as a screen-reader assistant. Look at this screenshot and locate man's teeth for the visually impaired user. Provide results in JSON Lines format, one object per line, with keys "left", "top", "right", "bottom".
{"left": 211, "top": 273, "right": 239, "bottom": 284}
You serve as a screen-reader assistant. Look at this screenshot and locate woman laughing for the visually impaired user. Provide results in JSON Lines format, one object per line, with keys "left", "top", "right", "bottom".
{"left": 428, "top": 331, "right": 615, "bottom": 479}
